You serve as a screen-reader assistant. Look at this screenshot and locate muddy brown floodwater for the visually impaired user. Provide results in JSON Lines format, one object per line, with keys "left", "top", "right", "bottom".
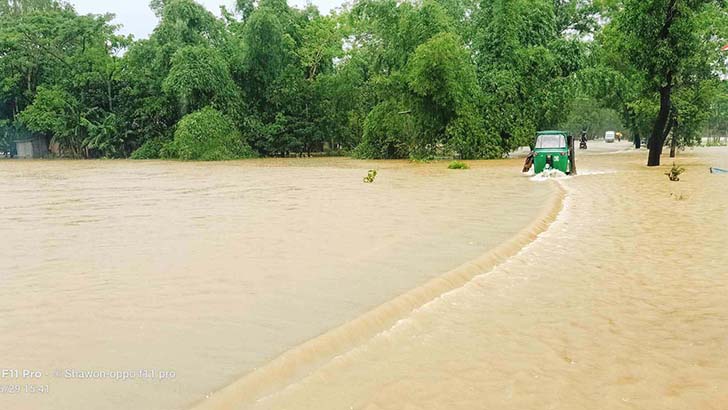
{"left": 0, "top": 157, "right": 552, "bottom": 410}
{"left": 235, "top": 145, "right": 728, "bottom": 410}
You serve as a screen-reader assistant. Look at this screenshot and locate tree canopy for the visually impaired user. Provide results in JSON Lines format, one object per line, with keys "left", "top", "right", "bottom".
{"left": 591, "top": 0, "right": 727, "bottom": 164}
{"left": 0, "top": 0, "right": 725, "bottom": 163}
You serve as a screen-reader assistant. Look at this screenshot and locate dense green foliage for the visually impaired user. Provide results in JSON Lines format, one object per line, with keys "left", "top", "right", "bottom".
{"left": 0, "top": 0, "right": 725, "bottom": 163}
{"left": 129, "top": 137, "right": 165, "bottom": 159}
{"left": 163, "top": 107, "right": 254, "bottom": 160}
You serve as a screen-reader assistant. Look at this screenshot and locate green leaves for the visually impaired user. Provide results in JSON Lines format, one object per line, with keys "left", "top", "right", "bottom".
{"left": 19, "top": 86, "right": 86, "bottom": 156}
{"left": 354, "top": 100, "right": 413, "bottom": 159}
{"left": 154, "top": 0, "right": 223, "bottom": 47}
{"left": 472, "top": 0, "right": 581, "bottom": 153}
{"left": 598, "top": 0, "right": 727, "bottom": 163}
{"left": 446, "top": 108, "right": 501, "bottom": 160}
{"left": 18, "top": 86, "right": 75, "bottom": 137}
{"left": 241, "top": 4, "right": 296, "bottom": 104}
{"left": 4, "top": 0, "right": 723, "bottom": 163}
{"left": 0, "top": 3, "right": 130, "bottom": 157}
{"left": 298, "top": 15, "right": 341, "bottom": 79}
{"left": 81, "top": 113, "right": 123, "bottom": 158}
{"left": 164, "top": 107, "right": 254, "bottom": 161}
{"left": 407, "top": 33, "right": 478, "bottom": 112}
{"left": 163, "top": 46, "right": 237, "bottom": 115}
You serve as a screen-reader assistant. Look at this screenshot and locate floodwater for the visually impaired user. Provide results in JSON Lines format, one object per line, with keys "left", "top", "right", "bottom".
{"left": 0, "top": 157, "right": 552, "bottom": 410}
{"left": 201, "top": 144, "right": 728, "bottom": 410}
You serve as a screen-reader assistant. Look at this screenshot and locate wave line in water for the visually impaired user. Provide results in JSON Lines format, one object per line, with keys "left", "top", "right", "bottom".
{"left": 188, "top": 182, "right": 567, "bottom": 410}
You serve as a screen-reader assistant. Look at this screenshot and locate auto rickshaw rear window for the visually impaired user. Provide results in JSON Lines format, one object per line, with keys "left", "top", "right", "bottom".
{"left": 536, "top": 134, "right": 565, "bottom": 149}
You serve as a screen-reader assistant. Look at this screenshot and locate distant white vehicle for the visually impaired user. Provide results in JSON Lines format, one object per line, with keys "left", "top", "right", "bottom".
{"left": 605, "top": 131, "right": 616, "bottom": 143}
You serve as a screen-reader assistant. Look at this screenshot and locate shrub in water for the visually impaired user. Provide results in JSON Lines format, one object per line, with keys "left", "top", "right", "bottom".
{"left": 353, "top": 101, "right": 412, "bottom": 159}
{"left": 448, "top": 161, "right": 469, "bottom": 169}
{"left": 665, "top": 163, "right": 685, "bottom": 181}
{"left": 363, "top": 169, "right": 378, "bottom": 183}
{"left": 131, "top": 138, "right": 166, "bottom": 159}
{"left": 445, "top": 109, "right": 502, "bottom": 160}
{"left": 165, "top": 107, "right": 254, "bottom": 161}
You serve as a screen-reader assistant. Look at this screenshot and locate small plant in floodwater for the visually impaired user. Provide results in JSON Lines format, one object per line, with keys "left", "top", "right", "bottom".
{"left": 670, "top": 192, "right": 687, "bottom": 201}
{"left": 665, "top": 163, "right": 685, "bottom": 181}
{"left": 448, "top": 161, "right": 469, "bottom": 170}
{"left": 363, "top": 169, "right": 377, "bottom": 183}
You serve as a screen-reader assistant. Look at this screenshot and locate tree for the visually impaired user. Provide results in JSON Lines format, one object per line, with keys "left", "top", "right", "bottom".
{"left": 298, "top": 14, "right": 341, "bottom": 80}
{"left": 703, "top": 80, "right": 728, "bottom": 143}
{"left": 163, "top": 46, "right": 238, "bottom": 115}
{"left": 18, "top": 86, "right": 82, "bottom": 155}
{"left": 610, "top": 0, "right": 726, "bottom": 166}
{"left": 446, "top": 107, "right": 501, "bottom": 159}
{"left": 348, "top": 0, "right": 477, "bottom": 159}
{"left": 407, "top": 32, "right": 488, "bottom": 157}
{"left": 354, "top": 99, "right": 413, "bottom": 159}
{"left": 669, "top": 78, "right": 718, "bottom": 156}
{"left": 6, "top": 0, "right": 723, "bottom": 162}
{"left": 121, "top": 0, "right": 236, "bottom": 158}
{"left": 473, "top": 0, "right": 583, "bottom": 153}
{"left": 240, "top": 3, "right": 296, "bottom": 109}
{"left": 0, "top": 0, "right": 60, "bottom": 16}
{"left": 1, "top": 1, "right": 129, "bottom": 157}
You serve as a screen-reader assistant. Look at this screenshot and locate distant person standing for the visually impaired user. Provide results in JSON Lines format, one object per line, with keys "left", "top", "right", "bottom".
{"left": 634, "top": 135, "right": 641, "bottom": 149}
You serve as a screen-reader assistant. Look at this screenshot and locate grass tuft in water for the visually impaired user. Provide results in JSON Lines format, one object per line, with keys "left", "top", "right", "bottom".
{"left": 448, "top": 161, "right": 470, "bottom": 170}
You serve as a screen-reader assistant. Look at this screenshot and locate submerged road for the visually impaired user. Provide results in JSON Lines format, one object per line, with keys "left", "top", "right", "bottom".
{"left": 0, "top": 157, "right": 550, "bottom": 410}
{"left": 237, "top": 146, "right": 728, "bottom": 410}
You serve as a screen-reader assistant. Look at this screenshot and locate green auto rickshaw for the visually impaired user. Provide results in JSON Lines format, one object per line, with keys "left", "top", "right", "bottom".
{"left": 522, "top": 130, "right": 577, "bottom": 175}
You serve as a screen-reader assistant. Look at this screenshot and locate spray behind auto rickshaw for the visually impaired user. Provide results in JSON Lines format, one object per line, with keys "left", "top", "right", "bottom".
{"left": 522, "top": 130, "right": 577, "bottom": 176}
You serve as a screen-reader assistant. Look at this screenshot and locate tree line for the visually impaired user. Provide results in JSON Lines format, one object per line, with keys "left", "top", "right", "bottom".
{"left": 1, "top": 0, "right": 726, "bottom": 165}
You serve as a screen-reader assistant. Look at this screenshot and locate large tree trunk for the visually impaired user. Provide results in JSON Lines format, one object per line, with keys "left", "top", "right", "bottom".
{"left": 647, "top": 80, "right": 672, "bottom": 166}
{"left": 666, "top": 113, "right": 677, "bottom": 158}
{"left": 648, "top": 0, "right": 678, "bottom": 166}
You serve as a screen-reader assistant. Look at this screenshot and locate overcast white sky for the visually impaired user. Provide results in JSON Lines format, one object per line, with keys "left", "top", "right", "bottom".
{"left": 70, "top": 0, "right": 344, "bottom": 39}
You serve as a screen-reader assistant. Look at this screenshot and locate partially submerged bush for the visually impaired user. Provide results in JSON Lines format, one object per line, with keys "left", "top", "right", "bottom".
{"left": 446, "top": 109, "right": 502, "bottom": 160}
{"left": 130, "top": 138, "right": 165, "bottom": 159}
{"left": 323, "top": 147, "right": 350, "bottom": 157}
{"left": 665, "top": 163, "right": 685, "bottom": 181}
{"left": 353, "top": 101, "right": 412, "bottom": 159}
{"left": 448, "top": 160, "right": 469, "bottom": 169}
{"left": 363, "top": 169, "right": 377, "bottom": 183}
{"left": 164, "top": 107, "right": 254, "bottom": 161}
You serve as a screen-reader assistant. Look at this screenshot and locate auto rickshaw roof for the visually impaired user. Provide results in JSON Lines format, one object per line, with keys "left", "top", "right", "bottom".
{"left": 537, "top": 130, "right": 568, "bottom": 136}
